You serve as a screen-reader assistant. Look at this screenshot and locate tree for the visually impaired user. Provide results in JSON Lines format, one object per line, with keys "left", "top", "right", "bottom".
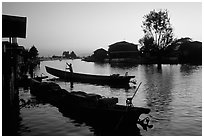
{"left": 142, "top": 9, "right": 174, "bottom": 50}
{"left": 141, "top": 9, "right": 174, "bottom": 68}
{"left": 62, "top": 51, "right": 69, "bottom": 58}
{"left": 139, "top": 34, "right": 157, "bottom": 56}
{"left": 171, "top": 37, "right": 192, "bottom": 46}
{"left": 29, "top": 45, "right": 38, "bottom": 59}
{"left": 70, "top": 51, "right": 77, "bottom": 59}
{"left": 172, "top": 37, "right": 201, "bottom": 64}
{"left": 93, "top": 48, "right": 108, "bottom": 62}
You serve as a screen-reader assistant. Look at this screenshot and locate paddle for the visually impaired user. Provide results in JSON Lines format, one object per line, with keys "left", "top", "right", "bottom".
{"left": 132, "top": 82, "right": 142, "bottom": 99}
{"left": 126, "top": 82, "right": 142, "bottom": 107}
{"left": 65, "top": 62, "right": 69, "bottom": 70}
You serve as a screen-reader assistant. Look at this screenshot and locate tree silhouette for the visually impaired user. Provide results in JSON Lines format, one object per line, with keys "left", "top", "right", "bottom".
{"left": 171, "top": 37, "right": 192, "bottom": 46}
{"left": 142, "top": 9, "right": 174, "bottom": 50}
{"left": 93, "top": 48, "right": 108, "bottom": 62}
{"left": 139, "top": 34, "right": 158, "bottom": 56}
{"left": 29, "top": 45, "right": 38, "bottom": 59}
{"left": 70, "top": 51, "right": 77, "bottom": 59}
{"left": 172, "top": 37, "right": 201, "bottom": 64}
{"left": 141, "top": 9, "right": 174, "bottom": 68}
{"left": 62, "top": 51, "right": 69, "bottom": 58}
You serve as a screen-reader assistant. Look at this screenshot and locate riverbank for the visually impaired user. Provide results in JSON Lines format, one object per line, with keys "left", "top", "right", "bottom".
{"left": 83, "top": 57, "right": 201, "bottom": 65}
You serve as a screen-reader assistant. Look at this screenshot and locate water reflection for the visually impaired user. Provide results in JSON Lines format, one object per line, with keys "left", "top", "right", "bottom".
{"left": 18, "top": 60, "right": 202, "bottom": 136}
{"left": 142, "top": 65, "right": 173, "bottom": 127}
{"left": 110, "top": 62, "right": 139, "bottom": 69}
{"left": 143, "top": 64, "right": 162, "bottom": 74}
{"left": 180, "top": 64, "right": 201, "bottom": 76}
{"left": 70, "top": 81, "right": 74, "bottom": 90}
{"left": 59, "top": 107, "right": 141, "bottom": 136}
{"left": 94, "top": 62, "right": 109, "bottom": 68}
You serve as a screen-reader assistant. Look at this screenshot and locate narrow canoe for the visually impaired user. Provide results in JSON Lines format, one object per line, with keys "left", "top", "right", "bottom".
{"left": 45, "top": 66, "right": 135, "bottom": 86}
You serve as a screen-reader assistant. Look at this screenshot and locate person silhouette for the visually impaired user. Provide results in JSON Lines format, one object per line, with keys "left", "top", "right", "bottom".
{"left": 66, "top": 63, "right": 73, "bottom": 73}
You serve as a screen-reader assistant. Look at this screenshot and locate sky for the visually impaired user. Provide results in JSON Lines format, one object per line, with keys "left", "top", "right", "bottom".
{"left": 2, "top": 2, "right": 202, "bottom": 57}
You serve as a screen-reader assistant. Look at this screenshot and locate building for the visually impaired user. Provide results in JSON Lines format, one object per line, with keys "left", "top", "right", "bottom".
{"left": 108, "top": 41, "right": 139, "bottom": 62}
{"left": 2, "top": 14, "right": 27, "bottom": 135}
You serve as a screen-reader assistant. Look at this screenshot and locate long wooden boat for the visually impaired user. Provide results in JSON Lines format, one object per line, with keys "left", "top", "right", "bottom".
{"left": 45, "top": 66, "right": 135, "bottom": 86}
{"left": 60, "top": 90, "right": 152, "bottom": 131}
{"left": 29, "top": 78, "right": 152, "bottom": 134}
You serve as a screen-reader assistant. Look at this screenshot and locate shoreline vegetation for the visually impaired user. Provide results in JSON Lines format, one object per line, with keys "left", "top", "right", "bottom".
{"left": 39, "top": 40, "right": 202, "bottom": 65}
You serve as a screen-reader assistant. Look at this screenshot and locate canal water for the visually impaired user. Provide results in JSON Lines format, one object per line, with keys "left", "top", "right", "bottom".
{"left": 18, "top": 59, "right": 202, "bottom": 136}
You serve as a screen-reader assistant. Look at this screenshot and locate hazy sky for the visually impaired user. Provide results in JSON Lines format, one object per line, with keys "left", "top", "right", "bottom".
{"left": 2, "top": 2, "right": 202, "bottom": 57}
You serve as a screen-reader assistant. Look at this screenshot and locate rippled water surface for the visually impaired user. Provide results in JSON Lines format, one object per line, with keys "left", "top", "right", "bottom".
{"left": 18, "top": 59, "right": 202, "bottom": 136}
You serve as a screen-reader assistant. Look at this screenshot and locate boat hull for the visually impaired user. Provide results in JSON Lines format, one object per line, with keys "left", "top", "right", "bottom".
{"left": 60, "top": 96, "right": 150, "bottom": 128}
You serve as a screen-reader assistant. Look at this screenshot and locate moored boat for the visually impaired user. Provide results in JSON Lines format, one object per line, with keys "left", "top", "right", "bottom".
{"left": 29, "top": 78, "right": 153, "bottom": 134}
{"left": 60, "top": 90, "right": 152, "bottom": 130}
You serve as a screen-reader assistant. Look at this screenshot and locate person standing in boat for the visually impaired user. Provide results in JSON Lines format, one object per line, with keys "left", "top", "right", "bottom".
{"left": 66, "top": 63, "right": 74, "bottom": 84}
{"left": 66, "top": 63, "right": 73, "bottom": 73}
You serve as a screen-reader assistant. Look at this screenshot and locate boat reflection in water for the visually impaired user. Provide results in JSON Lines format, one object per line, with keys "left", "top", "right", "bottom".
{"left": 30, "top": 78, "right": 152, "bottom": 136}
{"left": 59, "top": 107, "right": 142, "bottom": 136}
